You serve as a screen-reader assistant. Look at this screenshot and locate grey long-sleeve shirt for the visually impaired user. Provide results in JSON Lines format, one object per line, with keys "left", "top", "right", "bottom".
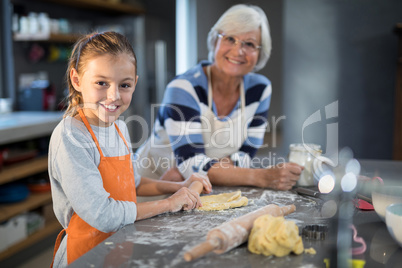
{"left": 48, "top": 116, "right": 141, "bottom": 267}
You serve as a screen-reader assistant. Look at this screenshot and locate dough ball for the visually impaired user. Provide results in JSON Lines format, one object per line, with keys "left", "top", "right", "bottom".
{"left": 304, "top": 247, "right": 316, "bottom": 254}
{"left": 248, "top": 214, "right": 304, "bottom": 257}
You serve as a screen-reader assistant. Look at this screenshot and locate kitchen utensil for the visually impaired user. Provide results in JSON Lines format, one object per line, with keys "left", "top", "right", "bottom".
{"left": 356, "top": 193, "right": 372, "bottom": 204}
{"left": 0, "top": 183, "right": 30, "bottom": 203}
{"left": 356, "top": 176, "right": 383, "bottom": 200}
{"left": 183, "top": 203, "right": 296, "bottom": 262}
{"left": 27, "top": 177, "right": 51, "bottom": 193}
{"left": 302, "top": 224, "right": 328, "bottom": 240}
{"left": 350, "top": 224, "right": 366, "bottom": 255}
{"left": 294, "top": 187, "right": 322, "bottom": 198}
{"left": 353, "top": 199, "right": 373, "bottom": 210}
{"left": 372, "top": 186, "right": 402, "bottom": 221}
{"left": 353, "top": 176, "right": 382, "bottom": 210}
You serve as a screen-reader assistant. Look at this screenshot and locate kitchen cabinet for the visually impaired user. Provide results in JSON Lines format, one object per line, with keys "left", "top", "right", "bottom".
{"left": 0, "top": 112, "right": 62, "bottom": 261}
{"left": 13, "top": 33, "right": 81, "bottom": 42}
{"left": 11, "top": 0, "right": 145, "bottom": 42}
{"left": 4, "top": 0, "right": 147, "bottom": 122}
{"left": 6, "top": 0, "right": 149, "bottom": 142}
{"left": 394, "top": 23, "right": 402, "bottom": 160}
{"left": 38, "top": 0, "right": 145, "bottom": 14}
{"left": 9, "top": 0, "right": 144, "bottom": 109}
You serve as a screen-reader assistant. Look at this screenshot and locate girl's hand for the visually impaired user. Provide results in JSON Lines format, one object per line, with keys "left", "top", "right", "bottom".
{"left": 167, "top": 187, "right": 202, "bottom": 212}
{"left": 181, "top": 173, "right": 212, "bottom": 194}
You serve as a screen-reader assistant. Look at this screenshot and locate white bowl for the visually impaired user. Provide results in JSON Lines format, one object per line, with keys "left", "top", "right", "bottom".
{"left": 386, "top": 203, "right": 402, "bottom": 248}
{"left": 372, "top": 186, "right": 402, "bottom": 221}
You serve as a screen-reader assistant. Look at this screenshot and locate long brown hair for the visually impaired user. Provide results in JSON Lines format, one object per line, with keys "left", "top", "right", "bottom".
{"left": 63, "top": 31, "right": 137, "bottom": 118}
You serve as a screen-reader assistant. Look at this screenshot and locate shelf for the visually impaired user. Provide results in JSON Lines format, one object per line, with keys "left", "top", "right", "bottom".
{"left": 38, "top": 0, "right": 145, "bottom": 15}
{"left": 0, "top": 111, "right": 63, "bottom": 146}
{"left": 0, "top": 192, "right": 52, "bottom": 223}
{"left": 13, "top": 33, "right": 81, "bottom": 43}
{"left": 0, "top": 156, "right": 48, "bottom": 186}
{"left": 0, "top": 220, "right": 62, "bottom": 262}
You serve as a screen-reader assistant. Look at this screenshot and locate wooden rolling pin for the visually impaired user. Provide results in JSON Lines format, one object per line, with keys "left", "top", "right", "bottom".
{"left": 183, "top": 203, "right": 296, "bottom": 262}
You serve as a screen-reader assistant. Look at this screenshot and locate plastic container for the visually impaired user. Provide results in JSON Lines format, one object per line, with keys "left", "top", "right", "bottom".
{"left": 0, "top": 183, "right": 30, "bottom": 203}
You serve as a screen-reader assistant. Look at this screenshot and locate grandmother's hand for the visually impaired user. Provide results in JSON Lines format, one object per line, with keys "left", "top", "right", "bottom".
{"left": 181, "top": 173, "right": 212, "bottom": 194}
{"left": 254, "top": 162, "right": 303, "bottom": 190}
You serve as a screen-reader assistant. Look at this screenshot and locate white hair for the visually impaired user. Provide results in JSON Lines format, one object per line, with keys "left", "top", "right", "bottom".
{"left": 207, "top": 4, "right": 271, "bottom": 72}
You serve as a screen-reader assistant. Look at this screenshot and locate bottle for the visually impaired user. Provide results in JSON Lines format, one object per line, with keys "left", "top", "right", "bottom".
{"left": 19, "top": 16, "right": 29, "bottom": 35}
{"left": 28, "top": 12, "right": 39, "bottom": 35}
{"left": 38, "top": 13, "right": 50, "bottom": 37}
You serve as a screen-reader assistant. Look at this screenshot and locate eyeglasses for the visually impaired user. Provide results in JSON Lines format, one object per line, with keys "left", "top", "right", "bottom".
{"left": 217, "top": 33, "right": 261, "bottom": 53}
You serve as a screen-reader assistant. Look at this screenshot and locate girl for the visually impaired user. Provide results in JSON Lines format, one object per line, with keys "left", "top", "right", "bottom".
{"left": 48, "top": 32, "right": 211, "bottom": 267}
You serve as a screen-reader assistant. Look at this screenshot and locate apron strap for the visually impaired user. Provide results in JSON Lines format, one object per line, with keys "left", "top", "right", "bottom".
{"left": 50, "top": 229, "right": 66, "bottom": 268}
{"left": 239, "top": 79, "right": 245, "bottom": 115}
{"left": 78, "top": 109, "right": 105, "bottom": 158}
{"left": 206, "top": 65, "right": 245, "bottom": 115}
{"left": 78, "top": 109, "right": 131, "bottom": 158}
{"left": 206, "top": 65, "right": 213, "bottom": 111}
{"left": 114, "top": 124, "right": 131, "bottom": 154}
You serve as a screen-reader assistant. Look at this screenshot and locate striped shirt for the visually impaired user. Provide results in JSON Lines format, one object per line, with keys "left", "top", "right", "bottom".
{"left": 152, "top": 61, "right": 271, "bottom": 178}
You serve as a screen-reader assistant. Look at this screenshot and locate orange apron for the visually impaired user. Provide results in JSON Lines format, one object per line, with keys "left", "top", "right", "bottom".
{"left": 51, "top": 110, "right": 137, "bottom": 266}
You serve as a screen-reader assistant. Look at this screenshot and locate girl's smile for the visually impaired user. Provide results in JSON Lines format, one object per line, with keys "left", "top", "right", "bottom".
{"left": 100, "top": 104, "right": 119, "bottom": 112}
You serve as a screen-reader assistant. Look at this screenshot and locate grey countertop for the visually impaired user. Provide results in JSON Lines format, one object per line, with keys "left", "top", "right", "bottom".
{"left": 0, "top": 111, "right": 63, "bottom": 145}
{"left": 68, "top": 160, "right": 402, "bottom": 268}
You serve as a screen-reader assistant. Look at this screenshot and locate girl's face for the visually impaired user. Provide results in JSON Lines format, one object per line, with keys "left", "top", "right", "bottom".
{"left": 213, "top": 29, "right": 261, "bottom": 78}
{"left": 71, "top": 54, "right": 138, "bottom": 127}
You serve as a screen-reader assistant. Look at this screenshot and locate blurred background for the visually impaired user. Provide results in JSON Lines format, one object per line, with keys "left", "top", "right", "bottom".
{"left": 193, "top": 0, "right": 402, "bottom": 161}
{"left": 0, "top": 0, "right": 401, "bottom": 265}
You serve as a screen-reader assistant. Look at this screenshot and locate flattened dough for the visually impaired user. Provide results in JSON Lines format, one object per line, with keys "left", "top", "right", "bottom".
{"left": 198, "top": 190, "right": 248, "bottom": 211}
{"left": 248, "top": 214, "right": 304, "bottom": 257}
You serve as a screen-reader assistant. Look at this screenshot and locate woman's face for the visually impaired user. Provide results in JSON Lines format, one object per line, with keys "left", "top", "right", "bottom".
{"left": 71, "top": 54, "right": 138, "bottom": 127}
{"left": 213, "top": 29, "right": 261, "bottom": 77}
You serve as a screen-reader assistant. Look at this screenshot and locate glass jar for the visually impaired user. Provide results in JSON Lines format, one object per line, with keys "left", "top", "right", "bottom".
{"left": 289, "top": 143, "right": 322, "bottom": 186}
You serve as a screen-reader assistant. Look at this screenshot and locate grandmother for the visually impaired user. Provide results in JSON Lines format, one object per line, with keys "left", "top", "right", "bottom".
{"left": 136, "top": 4, "right": 302, "bottom": 190}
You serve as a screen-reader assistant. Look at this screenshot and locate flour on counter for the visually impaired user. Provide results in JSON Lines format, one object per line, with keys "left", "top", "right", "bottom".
{"left": 121, "top": 187, "right": 326, "bottom": 267}
{"left": 258, "top": 189, "right": 316, "bottom": 207}
{"left": 252, "top": 189, "right": 327, "bottom": 227}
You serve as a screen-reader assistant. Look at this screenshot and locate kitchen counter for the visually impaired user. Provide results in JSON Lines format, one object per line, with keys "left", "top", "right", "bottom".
{"left": 69, "top": 159, "right": 402, "bottom": 268}
{"left": 0, "top": 111, "right": 63, "bottom": 145}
